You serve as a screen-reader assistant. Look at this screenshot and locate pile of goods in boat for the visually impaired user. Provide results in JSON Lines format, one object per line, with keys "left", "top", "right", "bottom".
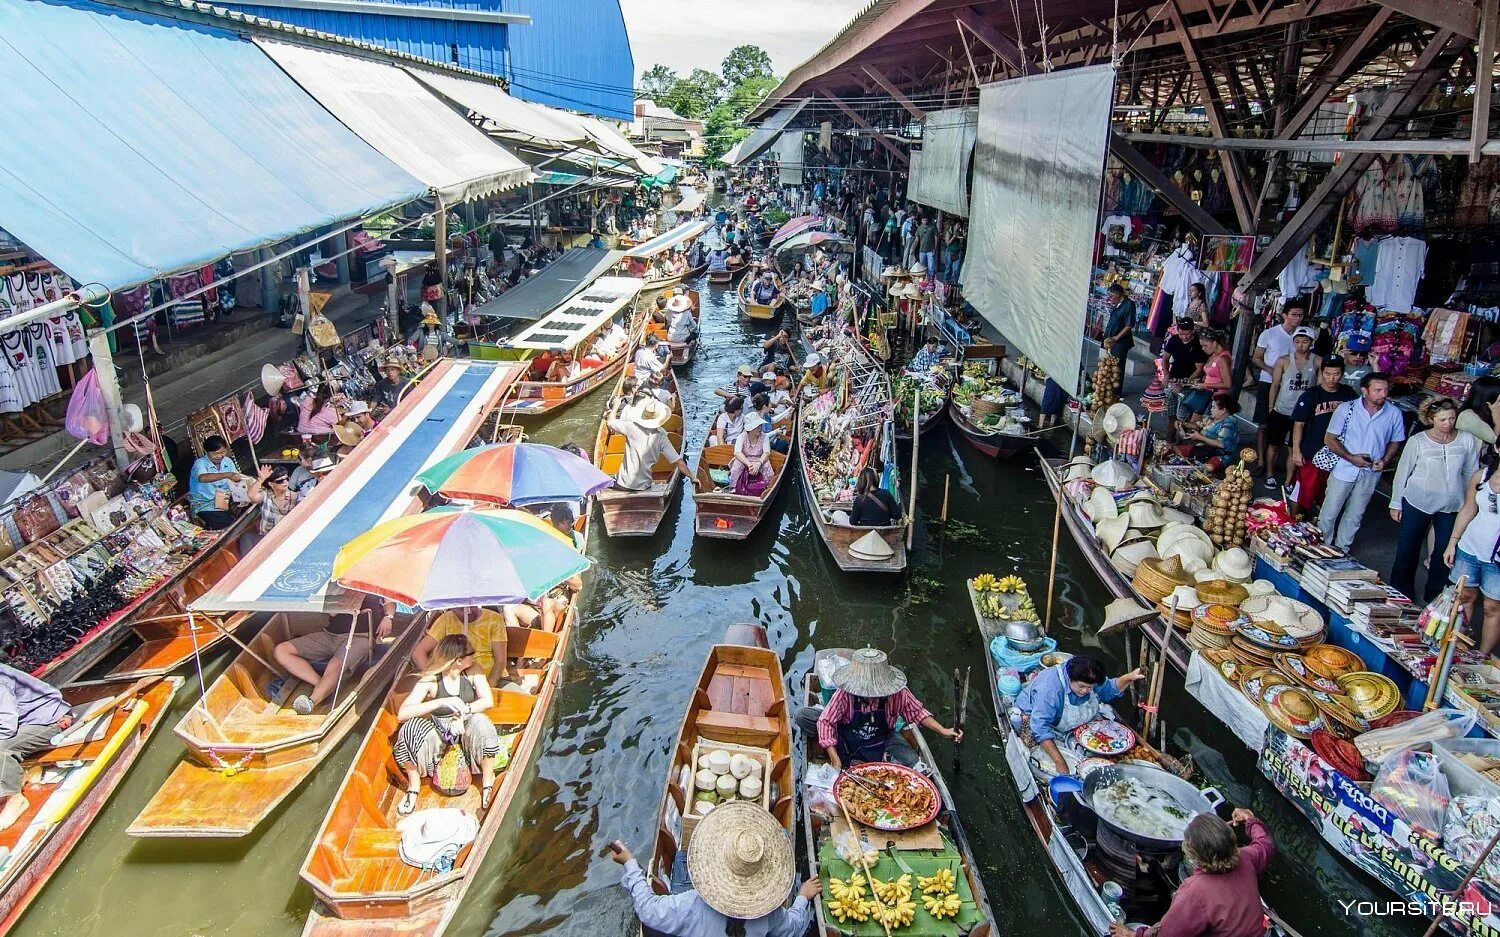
{"left": 893, "top": 375, "right": 946, "bottom": 425}
{"left": 969, "top": 573, "right": 1035, "bottom": 621}
{"left": 1205, "top": 451, "right": 1255, "bottom": 547}
{"left": 836, "top": 763, "right": 940, "bottom": 831}
{"left": 953, "top": 376, "right": 1026, "bottom": 433}
{"left": 783, "top": 278, "right": 815, "bottom": 305}
{"left": 1090, "top": 357, "right": 1121, "bottom": 409}
{"left": 690, "top": 746, "right": 766, "bottom": 815}
{"left": 1091, "top": 775, "right": 1195, "bottom": 840}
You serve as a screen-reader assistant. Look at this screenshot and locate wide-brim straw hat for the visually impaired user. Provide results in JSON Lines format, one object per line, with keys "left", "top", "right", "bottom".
{"left": 1162, "top": 584, "right": 1201, "bottom": 614}
{"left": 1157, "top": 524, "right": 1213, "bottom": 556}
{"left": 686, "top": 800, "right": 796, "bottom": 919}
{"left": 1096, "top": 513, "right": 1131, "bottom": 553}
{"left": 1213, "top": 547, "right": 1254, "bottom": 582}
{"left": 1241, "top": 594, "right": 1323, "bottom": 641}
{"left": 1133, "top": 554, "right": 1191, "bottom": 602}
{"left": 1087, "top": 486, "right": 1119, "bottom": 521}
{"left": 632, "top": 399, "right": 673, "bottom": 430}
{"left": 1244, "top": 579, "right": 1278, "bottom": 597}
{"left": 1090, "top": 460, "right": 1136, "bottom": 489}
{"left": 830, "top": 646, "right": 907, "bottom": 697}
{"left": 1100, "top": 403, "right": 1138, "bottom": 440}
{"left": 849, "top": 530, "right": 896, "bottom": 561}
{"left": 1063, "top": 462, "right": 1094, "bottom": 483}
{"left": 667, "top": 294, "right": 692, "bottom": 312}
{"left": 1160, "top": 507, "right": 1195, "bottom": 526}
{"left": 333, "top": 422, "right": 365, "bottom": 448}
{"left": 1196, "top": 578, "right": 1250, "bottom": 607}
{"left": 881, "top": 265, "right": 908, "bottom": 278}
{"left": 1127, "top": 500, "right": 1167, "bottom": 528}
{"left": 1162, "top": 538, "right": 1214, "bottom": 570}
{"left": 1099, "top": 596, "right": 1157, "bottom": 636}
{"left": 261, "top": 363, "right": 286, "bottom": 396}
{"left": 1111, "top": 537, "right": 1158, "bottom": 578}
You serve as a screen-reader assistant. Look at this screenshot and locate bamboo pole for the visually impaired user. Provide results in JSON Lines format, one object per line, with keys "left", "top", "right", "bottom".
{"left": 940, "top": 474, "right": 951, "bottom": 522}
{"left": 906, "top": 386, "right": 920, "bottom": 549}
{"left": 1042, "top": 429, "right": 1081, "bottom": 633}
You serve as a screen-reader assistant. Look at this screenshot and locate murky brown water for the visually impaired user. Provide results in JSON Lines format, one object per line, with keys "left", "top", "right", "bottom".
{"left": 13, "top": 260, "right": 1423, "bottom": 937}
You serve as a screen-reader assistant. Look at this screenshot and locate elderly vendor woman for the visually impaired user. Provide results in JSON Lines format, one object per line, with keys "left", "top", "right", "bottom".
{"left": 796, "top": 648, "right": 962, "bottom": 768}
{"left": 1017, "top": 655, "right": 1144, "bottom": 775}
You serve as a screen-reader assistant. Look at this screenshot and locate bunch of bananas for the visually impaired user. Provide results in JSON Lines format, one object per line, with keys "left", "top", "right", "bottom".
{"left": 922, "top": 891, "right": 963, "bottom": 920}
{"left": 826, "top": 894, "right": 872, "bottom": 923}
{"left": 918, "top": 868, "right": 955, "bottom": 896}
{"left": 870, "top": 873, "right": 912, "bottom": 904}
{"left": 970, "top": 573, "right": 1026, "bottom": 593}
{"left": 873, "top": 897, "right": 918, "bottom": 928}
{"left": 827, "top": 875, "right": 867, "bottom": 903}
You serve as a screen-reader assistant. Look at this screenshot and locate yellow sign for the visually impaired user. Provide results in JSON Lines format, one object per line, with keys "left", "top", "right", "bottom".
{"left": 307, "top": 291, "right": 332, "bottom": 317}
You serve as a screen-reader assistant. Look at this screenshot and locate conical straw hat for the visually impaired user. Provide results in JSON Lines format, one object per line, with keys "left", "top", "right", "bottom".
{"left": 829, "top": 646, "right": 907, "bottom": 697}
{"left": 1099, "top": 597, "right": 1156, "bottom": 636}
{"left": 686, "top": 801, "right": 796, "bottom": 918}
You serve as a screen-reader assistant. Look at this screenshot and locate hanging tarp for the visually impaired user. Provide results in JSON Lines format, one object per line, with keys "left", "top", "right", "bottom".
{"left": 776, "top": 132, "right": 805, "bottom": 187}
{"left": 574, "top": 116, "right": 664, "bottom": 177}
{"left": 472, "top": 248, "right": 624, "bottom": 320}
{"left": 909, "top": 107, "right": 978, "bottom": 218}
{"left": 623, "top": 220, "right": 712, "bottom": 259}
{"left": 192, "top": 360, "right": 519, "bottom": 613}
{"left": 962, "top": 66, "right": 1115, "bottom": 392}
{"left": 720, "top": 140, "right": 746, "bottom": 166}
{"left": 730, "top": 100, "right": 809, "bottom": 166}
{"left": 0, "top": 0, "right": 424, "bottom": 291}
{"left": 406, "top": 67, "right": 592, "bottom": 150}
{"left": 257, "top": 41, "right": 530, "bottom": 203}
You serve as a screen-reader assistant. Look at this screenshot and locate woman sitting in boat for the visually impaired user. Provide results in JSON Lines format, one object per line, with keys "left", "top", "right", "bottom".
{"left": 595, "top": 320, "right": 630, "bottom": 359}
{"left": 750, "top": 394, "right": 791, "bottom": 455}
{"left": 1178, "top": 393, "right": 1241, "bottom": 471}
{"left": 849, "top": 467, "right": 903, "bottom": 527}
{"left": 729, "top": 418, "right": 775, "bottom": 496}
{"left": 545, "top": 349, "right": 581, "bottom": 382}
{"left": 613, "top": 801, "right": 817, "bottom": 937}
{"left": 708, "top": 397, "right": 745, "bottom": 448}
{"left": 393, "top": 634, "right": 503, "bottom": 815}
{"left": 1014, "top": 655, "right": 1145, "bottom": 775}
{"left": 1111, "top": 809, "right": 1273, "bottom": 937}
{"left": 665, "top": 295, "right": 697, "bottom": 344}
{"left": 796, "top": 647, "right": 961, "bottom": 769}
{"left": 707, "top": 248, "right": 729, "bottom": 273}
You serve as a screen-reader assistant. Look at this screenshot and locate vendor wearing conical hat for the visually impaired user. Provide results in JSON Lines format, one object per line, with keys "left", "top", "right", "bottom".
{"left": 794, "top": 648, "right": 962, "bottom": 769}
{"left": 612, "top": 801, "right": 818, "bottom": 937}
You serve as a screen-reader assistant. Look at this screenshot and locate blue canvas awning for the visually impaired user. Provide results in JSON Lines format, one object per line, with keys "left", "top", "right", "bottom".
{"left": 0, "top": 0, "right": 426, "bottom": 290}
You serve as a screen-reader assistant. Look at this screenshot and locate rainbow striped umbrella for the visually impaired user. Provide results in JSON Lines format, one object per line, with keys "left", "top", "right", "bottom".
{"left": 331, "top": 508, "right": 589, "bottom": 609}
{"left": 415, "top": 442, "right": 613, "bottom": 506}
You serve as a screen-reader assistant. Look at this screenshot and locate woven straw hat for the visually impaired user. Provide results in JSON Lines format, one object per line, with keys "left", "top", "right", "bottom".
{"left": 333, "top": 421, "right": 365, "bottom": 448}
{"left": 1100, "top": 403, "right": 1138, "bottom": 440}
{"left": 1127, "top": 500, "right": 1167, "bottom": 528}
{"left": 1063, "top": 461, "right": 1094, "bottom": 483}
{"left": 1162, "top": 537, "right": 1214, "bottom": 569}
{"left": 686, "top": 801, "right": 796, "bottom": 919}
{"left": 1111, "top": 537, "right": 1158, "bottom": 577}
{"left": 1196, "top": 578, "right": 1250, "bottom": 607}
{"left": 261, "top": 363, "right": 286, "bottom": 396}
{"left": 1157, "top": 524, "right": 1213, "bottom": 556}
{"left": 1099, "top": 596, "right": 1157, "bottom": 636}
{"left": 1244, "top": 579, "right": 1278, "bottom": 597}
{"left": 1160, "top": 507, "right": 1195, "bottom": 526}
{"left": 1096, "top": 513, "right": 1131, "bottom": 553}
{"left": 1090, "top": 460, "right": 1137, "bottom": 489}
{"left": 1241, "top": 594, "right": 1323, "bottom": 640}
{"left": 1086, "top": 486, "right": 1119, "bottom": 521}
{"left": 830, "top": 646, "right": 907, "bottom": 697}
{"left": 908, "top": 262, "right": 928, "bottom": 276}
{"left": 881, "top": 265, "right": 907, "bottom": 278}
{"left": 667, "top": 294, "right": 692, "bottom": 313}
{"left": 1212, "top": 547, "right": 1254, "bottom": 582}
{"left": 1132, "top": 554, "right": 1191, "bottom": 602}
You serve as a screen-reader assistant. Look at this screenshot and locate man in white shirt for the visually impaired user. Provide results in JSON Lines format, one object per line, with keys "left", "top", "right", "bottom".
{"left": 1251, "top": 305, "right": 1305, "bottom": 473}
{"left": 1318, "top": 372, "right": 1406, "bottom": 550}
{"left": 664, "top": 295, "right": 696, "bottom": 344}
{"left": 607, "top": 397, "right": 693, "bottom": 492}
{"left": 633, "top": 334, "right": 668, "bottom": 378}
{"left": 596, "top": 320, "right": 629, "bottom": 359}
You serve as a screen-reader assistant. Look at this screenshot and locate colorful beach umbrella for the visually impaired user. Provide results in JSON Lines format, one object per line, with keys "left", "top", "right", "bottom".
{"left": 776, "top": 230, "right": 852, "bottom": 253}
{"left": 332, "top": 508, "right": 590, "bottom": 609}
{"left": 415, "top": 442, "right": 613, "bottom": 506}
{"left": 769, "top": 215, "right": 821, "bottom": 246}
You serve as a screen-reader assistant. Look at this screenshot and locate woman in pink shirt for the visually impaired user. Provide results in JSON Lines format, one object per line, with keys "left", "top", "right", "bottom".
{"left": 297, "top": 385, "right": 337, "bottom": 436}
{"left": 1113, "top": 808, "right": 1274, "bottom": 937}
{"left": 1177, "top": 328, "right": 1233, "bottom": 432}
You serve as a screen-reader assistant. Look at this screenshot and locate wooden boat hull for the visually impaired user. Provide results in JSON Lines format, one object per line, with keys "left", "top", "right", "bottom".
{"left": 691, "top": 408, "right": 793, "bottom": 540}
{"left": 495, "top": 352, "right": 627, "bottom": 418}
{"left": 641, "top": 264, "right": 706, "bottom": 293}
{"left": 895, "top": 398, "right": 949, "bottom": 445}
{"left": 951, "top": 405, "right": 1039, "bottom": 461}
{"left": 127, "top": 615, "right": 424, "bottom": 838}
{"left": 644, "top": 627, "right": 794, "bottom": 926}
{"left": 0, "top": 677, "right": 181, "bottom": 933}
{"left": 738, "top": 275, "right": 786, "bottom": 322}
{"left": 593, "top": 363, "right": 686, "bottom": 538}
{"left": 800, "top": 670, "right": 994, "bottom": 937}
{"left": 796, "top": 411, "right": 906, "bottom": 573}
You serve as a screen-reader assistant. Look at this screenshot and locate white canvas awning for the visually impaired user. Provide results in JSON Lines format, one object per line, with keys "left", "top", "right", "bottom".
{"left": 406, "top": 67, "right": 592, "bottom": 150}
{"left": 731, "top": 100, "right": 809, "bottom": 166}
{"left": 574, "top": 115, "right": 663, "bottom": 177}
{"left": 909, "top": 107, "right": 978, "bottom": 217}
{"left": 258, "top": 40, "right": 531, "bottom": 203}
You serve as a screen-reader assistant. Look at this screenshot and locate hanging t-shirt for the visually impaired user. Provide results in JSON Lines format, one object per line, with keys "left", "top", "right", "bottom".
{"left": 1369, "top": 236, "right": 1427, "bottom": 312}
{"left": 1277, "top": 243, "right": 1317, "bottom": 300}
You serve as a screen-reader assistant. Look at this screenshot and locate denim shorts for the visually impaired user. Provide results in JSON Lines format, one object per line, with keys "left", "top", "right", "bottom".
{"left": 1451, "top": 549, "right": 1500, "bottom": 601}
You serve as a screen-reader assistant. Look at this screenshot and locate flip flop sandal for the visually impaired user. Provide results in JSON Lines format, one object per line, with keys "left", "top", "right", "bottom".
{"left": 481, "top": 784, "right": 494, "bottom": 810}
{"left": 397, "top": 788, "right": 419, "bottom": 816}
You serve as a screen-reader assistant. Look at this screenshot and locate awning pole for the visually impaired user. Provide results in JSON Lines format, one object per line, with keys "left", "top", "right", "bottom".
{"left": 87, "top": 331, "right": 129, "bottom": 470}
{"left": 434, "top": 192, "right": 450, "bottom": 343}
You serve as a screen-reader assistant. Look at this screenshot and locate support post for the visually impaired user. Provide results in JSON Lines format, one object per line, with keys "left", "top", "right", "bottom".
{"left": 1474, "top": 0, "right": 1497, "bottom": 162}
{"left": 295, "top": 266, "right": 313, "bottom": 358}
{"left": 434, "top": 192, "right": 451, "bottom": 342}
{"left": 380, "top": 255, "right": 400, "bottom": 338}
{"left": 330, "top": 230, "right": 350, "bottom": 285}
{"left": 258, "top": 247, "right": 278, "bottom": 313}
{"left": 87, "top": 331, "right": 129, "bottom": 471}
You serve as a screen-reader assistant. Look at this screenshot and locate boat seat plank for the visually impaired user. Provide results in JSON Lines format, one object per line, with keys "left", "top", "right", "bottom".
{"left": 505, "top": 627, "right": 559, "bottom": 661}
{"left": 485, "top": 690, "right": 537, "bottom": 727}
{"left": 129, "top": 758, "right": 320, "bottom": 837}
{"left": 694, "top": 710, "right": 779, "bottom": 746}
{"left": 706, "top": 665, "right": 771, "bottom": 717}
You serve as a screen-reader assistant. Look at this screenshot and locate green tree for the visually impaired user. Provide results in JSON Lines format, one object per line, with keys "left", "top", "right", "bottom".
{"left": 721, "top": 45, "right": 773, "bottom": 87}
{"left": 660, "top": 68, "right": 726, "bottom": 120}
{"left": 638, "top": 64, "right": 678, "bottom": 101}
{"left": 704, "top": 73, "right": 779, "bottom": 164}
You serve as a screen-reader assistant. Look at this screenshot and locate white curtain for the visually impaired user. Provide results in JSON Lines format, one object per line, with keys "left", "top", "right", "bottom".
{"left": 777, "top": 132, "right": 804, "bottom": 186}
{"left": 961, "top": 66, "right": 1115, "bottom": 392}
{"left": 908, "top": 107, "right": 977, "bottom": 217}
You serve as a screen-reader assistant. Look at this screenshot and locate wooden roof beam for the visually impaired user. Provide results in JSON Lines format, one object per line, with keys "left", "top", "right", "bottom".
{"left": 863, "top": 66, "right": 928, "bottom": 119}
{"left": 1280, "top": 8, "right": 1395, "bottom": 137}
{"left": 1108, "top": 133, "right": 1231, "bottom": 234}
{"left": 1476, "top": 0, "right": 1497, "bottom": 161}
{"left": 815, "top": 88, "right": 911, "bottom": 164}
{"left": 1167, "top": 0, "right": 1254, "bottom": 231}
{"left": 951, "top": 5, "right": 1026, "bottom": 70}
{"left": 1371, "top": 0, "right": 1480, "bottom": 39}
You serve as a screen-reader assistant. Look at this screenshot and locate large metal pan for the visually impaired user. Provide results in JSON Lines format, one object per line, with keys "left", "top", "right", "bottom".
{"left": 1079, "top": 762, "right": 1224, "bottom": 851}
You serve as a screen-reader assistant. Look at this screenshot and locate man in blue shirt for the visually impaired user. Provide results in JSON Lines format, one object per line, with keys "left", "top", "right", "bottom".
{"left": 1016, "top": 655, "right": 1144, "bottom": 775}
{"left": 188, "top": 434, "right": 246, "bottom": 530}
{"left": 1102, "top": 283, "right": 1136, "bottom": 393}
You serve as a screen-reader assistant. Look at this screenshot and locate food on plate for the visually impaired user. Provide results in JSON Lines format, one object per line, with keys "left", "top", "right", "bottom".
{"left": 835, "top": 764, "right": 940, "bottom": 830}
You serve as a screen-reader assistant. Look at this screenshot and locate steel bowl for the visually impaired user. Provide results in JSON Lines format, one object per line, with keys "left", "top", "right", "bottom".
{"left": 1078, "top": 762, "right": 1224, "bottom": 851}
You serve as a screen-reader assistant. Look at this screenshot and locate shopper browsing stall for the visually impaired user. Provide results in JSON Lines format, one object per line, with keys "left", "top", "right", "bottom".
{"left": 1389, "top": 397, "right": 1480, "bottom": 601}
{"left": 188, "top": 435, "right": 247, "bottom": 531}
{"left": 1445, "top": 461, "right": 1500, "bottom": 660}
{"left": 1266, "top": 327, "right": 1319, "bottom": 486}
{"left": 1318, "top": 373, "right": 1405, "bottom": 551}
{"left": 1289, "top": 357, "right": 1356, "bottom": 513}
{"left": 1177, "top": 329, "right": 1232, "bottom": 434}
{"left": 1251, "top": 305, "right": 1304, "bottom": 471}
{"left": 1160, "top": 318, "right": 1207, "bottom": 440}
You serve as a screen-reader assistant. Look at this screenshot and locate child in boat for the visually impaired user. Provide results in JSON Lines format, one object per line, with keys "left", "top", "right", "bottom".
{"left": 393, "top": 635, "right": 502, "bottom": 814}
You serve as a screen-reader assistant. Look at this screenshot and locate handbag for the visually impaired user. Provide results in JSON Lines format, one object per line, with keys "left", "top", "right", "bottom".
{"left": 1311, "top": 404, "right": 1354, "bottom": 472}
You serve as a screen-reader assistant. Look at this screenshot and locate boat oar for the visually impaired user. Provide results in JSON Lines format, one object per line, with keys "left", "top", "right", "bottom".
{"left": 834, "top": 788, "right": 893, "bottom": 937}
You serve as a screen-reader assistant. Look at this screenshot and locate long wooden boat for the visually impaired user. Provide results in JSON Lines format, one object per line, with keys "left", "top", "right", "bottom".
{"left": 708, "top": 257, "right": 749, "bottom": 285}
{"left": 642, "top": 625, "right": 794, "bottom": 933}
{"left": 127, "top": 360, "right": 523, "bottom": 838}
{"left": 641, "top": 263, "right": 707, "bottom": 293}
{"left": 801, "top": 664, "right": 994, "bottom": 937}
{"left": 950, "top": 402, "right": 1039, "bottom": 461}
{"left": 893, "top": 380, "right": 951, "bottom": 446}
{"left": 642, "top": 289, "right": 701, "bottom": 366}
{"left": 689, "top": 403, "right": 793, "bottom": 540}
{"left": 593, "top": 362, "right": 686, "bottom": 537}
{"left": 738, "top": 274, "right": 786, "bottom": 322}
{"left": 625, "top": 220, "right": 713, "bottom": 292}
{"left": 0, "top": 675, "right": 182, "bottom": 932}
{"left": 297, "top": 509, "right": 591, "bottom": 937}
{"left": 479, "top": 276, "right": 645, "bottom": 418}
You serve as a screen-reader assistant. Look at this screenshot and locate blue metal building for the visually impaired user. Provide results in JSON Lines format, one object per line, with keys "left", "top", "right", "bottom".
{"left": 215, "top": 0, "right": 635, "bottom": 120}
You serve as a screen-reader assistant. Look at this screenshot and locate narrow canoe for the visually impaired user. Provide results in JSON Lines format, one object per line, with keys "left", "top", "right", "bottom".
{"left": 738, "top": 275, "right": 786, "bottom": 322}
{"left": 800, "top": 667, "right": 995, "bottom": 937}
{"left": 643, "top": 626, "right": 795, "bottom": 934}
{"left": 707, "top": 259, "right": 750, "bottom": 285}
{"left": 298, "top": 510, "right": 590, "bottom": 937}
{"left": 894, "top": 386, "right": 951, "bottom": 446}
{"left": 797, "top": 409, "right": 907, "bottom": 574}
{"left": 495, "top": 351, "right": 629, "bottom": 419}
{"left": 690, "top": 405, "right": 793, "bottom": 540}
{"left": 641, "top": 264, "right": 707, "bottom": 293}
{"left": 127, "top": 611, "right": 423, "bottom": 838}
{"left": 0, "top": 676, "right": 182, "bottom": 932}
{"left": 643, "top": 289, "right": 701, "bottom": 367}
{"left": 593, "top": 363, "right": 686, "bottom": 537}
{"left": 950, "top": 403, "right": 1039, "bottom": 461}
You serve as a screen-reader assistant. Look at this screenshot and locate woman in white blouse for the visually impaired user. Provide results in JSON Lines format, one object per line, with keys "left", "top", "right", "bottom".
{"left": 1389, "top": 396, "right": 1481, "bottom": 600}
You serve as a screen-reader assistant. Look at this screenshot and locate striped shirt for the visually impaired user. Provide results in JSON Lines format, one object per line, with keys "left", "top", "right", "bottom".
{"left": 816, "top": 688, "right": 932, "bottom": 749}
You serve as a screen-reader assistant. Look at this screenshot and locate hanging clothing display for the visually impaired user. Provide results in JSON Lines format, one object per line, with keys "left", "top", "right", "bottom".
{"left": 1369, "top": 236, "right": 1427, "bottom": 311}
{"left": 1352, "top": 237, "right": 1380, "bottom": 289}
{"left": 1351, "top": 156, "right": 1398, "bottom": 232}
{"left": 1457, "top": 157, "right": 1500, "bottom": 226}
{"left": 1158, "top": 245, "right": 1208, "bottom": 317}
{"left": 1394, "top": 155, "right": 1438, "bottom": 228}
{"left": 1278, "top": 242, "right": 1318, "bottom": 299}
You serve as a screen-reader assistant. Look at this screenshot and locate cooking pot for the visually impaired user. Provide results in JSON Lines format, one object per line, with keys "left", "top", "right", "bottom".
{"left": 1005, "top": 619, "right": 1042, "bottom": 644}
{"left": 1076, "top": 762, "right": 1224, "bottom": 851}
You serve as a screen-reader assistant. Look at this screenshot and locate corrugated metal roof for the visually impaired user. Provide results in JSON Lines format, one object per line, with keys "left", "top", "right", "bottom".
{"left": 210, "top": 0, "right": 633, "bottom": 120}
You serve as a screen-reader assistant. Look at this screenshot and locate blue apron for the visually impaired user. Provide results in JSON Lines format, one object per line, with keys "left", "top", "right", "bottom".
{"left": 836, "top": 700, "right": 892, "bottom": 764}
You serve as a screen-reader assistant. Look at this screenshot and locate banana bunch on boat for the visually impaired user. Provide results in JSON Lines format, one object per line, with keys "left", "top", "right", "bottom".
{"left": 971, "top": 574, "right": 1036, "bottom": 620}
{"left": 970, "top": 573, "right": 1026, "bottom": 594}
{"left": 825, "top": 875, "right": 872, "bottom": 922}
{"left": 919, "top": 868, "right": 962, "bottom": 920}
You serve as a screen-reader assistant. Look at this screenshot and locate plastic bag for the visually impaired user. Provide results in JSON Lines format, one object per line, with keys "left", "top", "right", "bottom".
{"left": 1420, "top": 585, "right": 1467, "bottom": 643}
{"left": 1355, "top": 708, "right": 1478, "bottom": 766}
{"left": 1372, "top": 748, "right": 1451, "bottom": 839}
{"left": 1444, "top": 795, "right": 1500, "bottom": 886}
{"left": 64, "top": 369, "right": 109, "bottom": 445}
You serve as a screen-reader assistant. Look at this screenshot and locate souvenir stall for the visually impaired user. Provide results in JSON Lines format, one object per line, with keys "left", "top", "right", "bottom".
{"left": 0, "top": 456, "right": 242, "bottom": 684}
{"left": 0, "top": 254, "right": 95, "bottom": 452}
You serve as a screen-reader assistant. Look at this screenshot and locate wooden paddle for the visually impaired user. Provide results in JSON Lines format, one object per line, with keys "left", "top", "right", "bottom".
{"left": 834, "top": 786, "right": 893, "bottom": 937}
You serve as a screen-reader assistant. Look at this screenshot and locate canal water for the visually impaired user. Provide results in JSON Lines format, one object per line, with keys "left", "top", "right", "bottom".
{"left": 14, "top": 268, "right": 1422, "bottom": 937}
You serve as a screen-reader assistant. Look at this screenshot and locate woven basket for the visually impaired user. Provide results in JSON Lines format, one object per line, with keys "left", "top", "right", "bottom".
{"left": 969, "top": 397, "right": 1004, "bottom": 419}
{"left": 1196, "top": 579, "right": 1250, "bottom": 607}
